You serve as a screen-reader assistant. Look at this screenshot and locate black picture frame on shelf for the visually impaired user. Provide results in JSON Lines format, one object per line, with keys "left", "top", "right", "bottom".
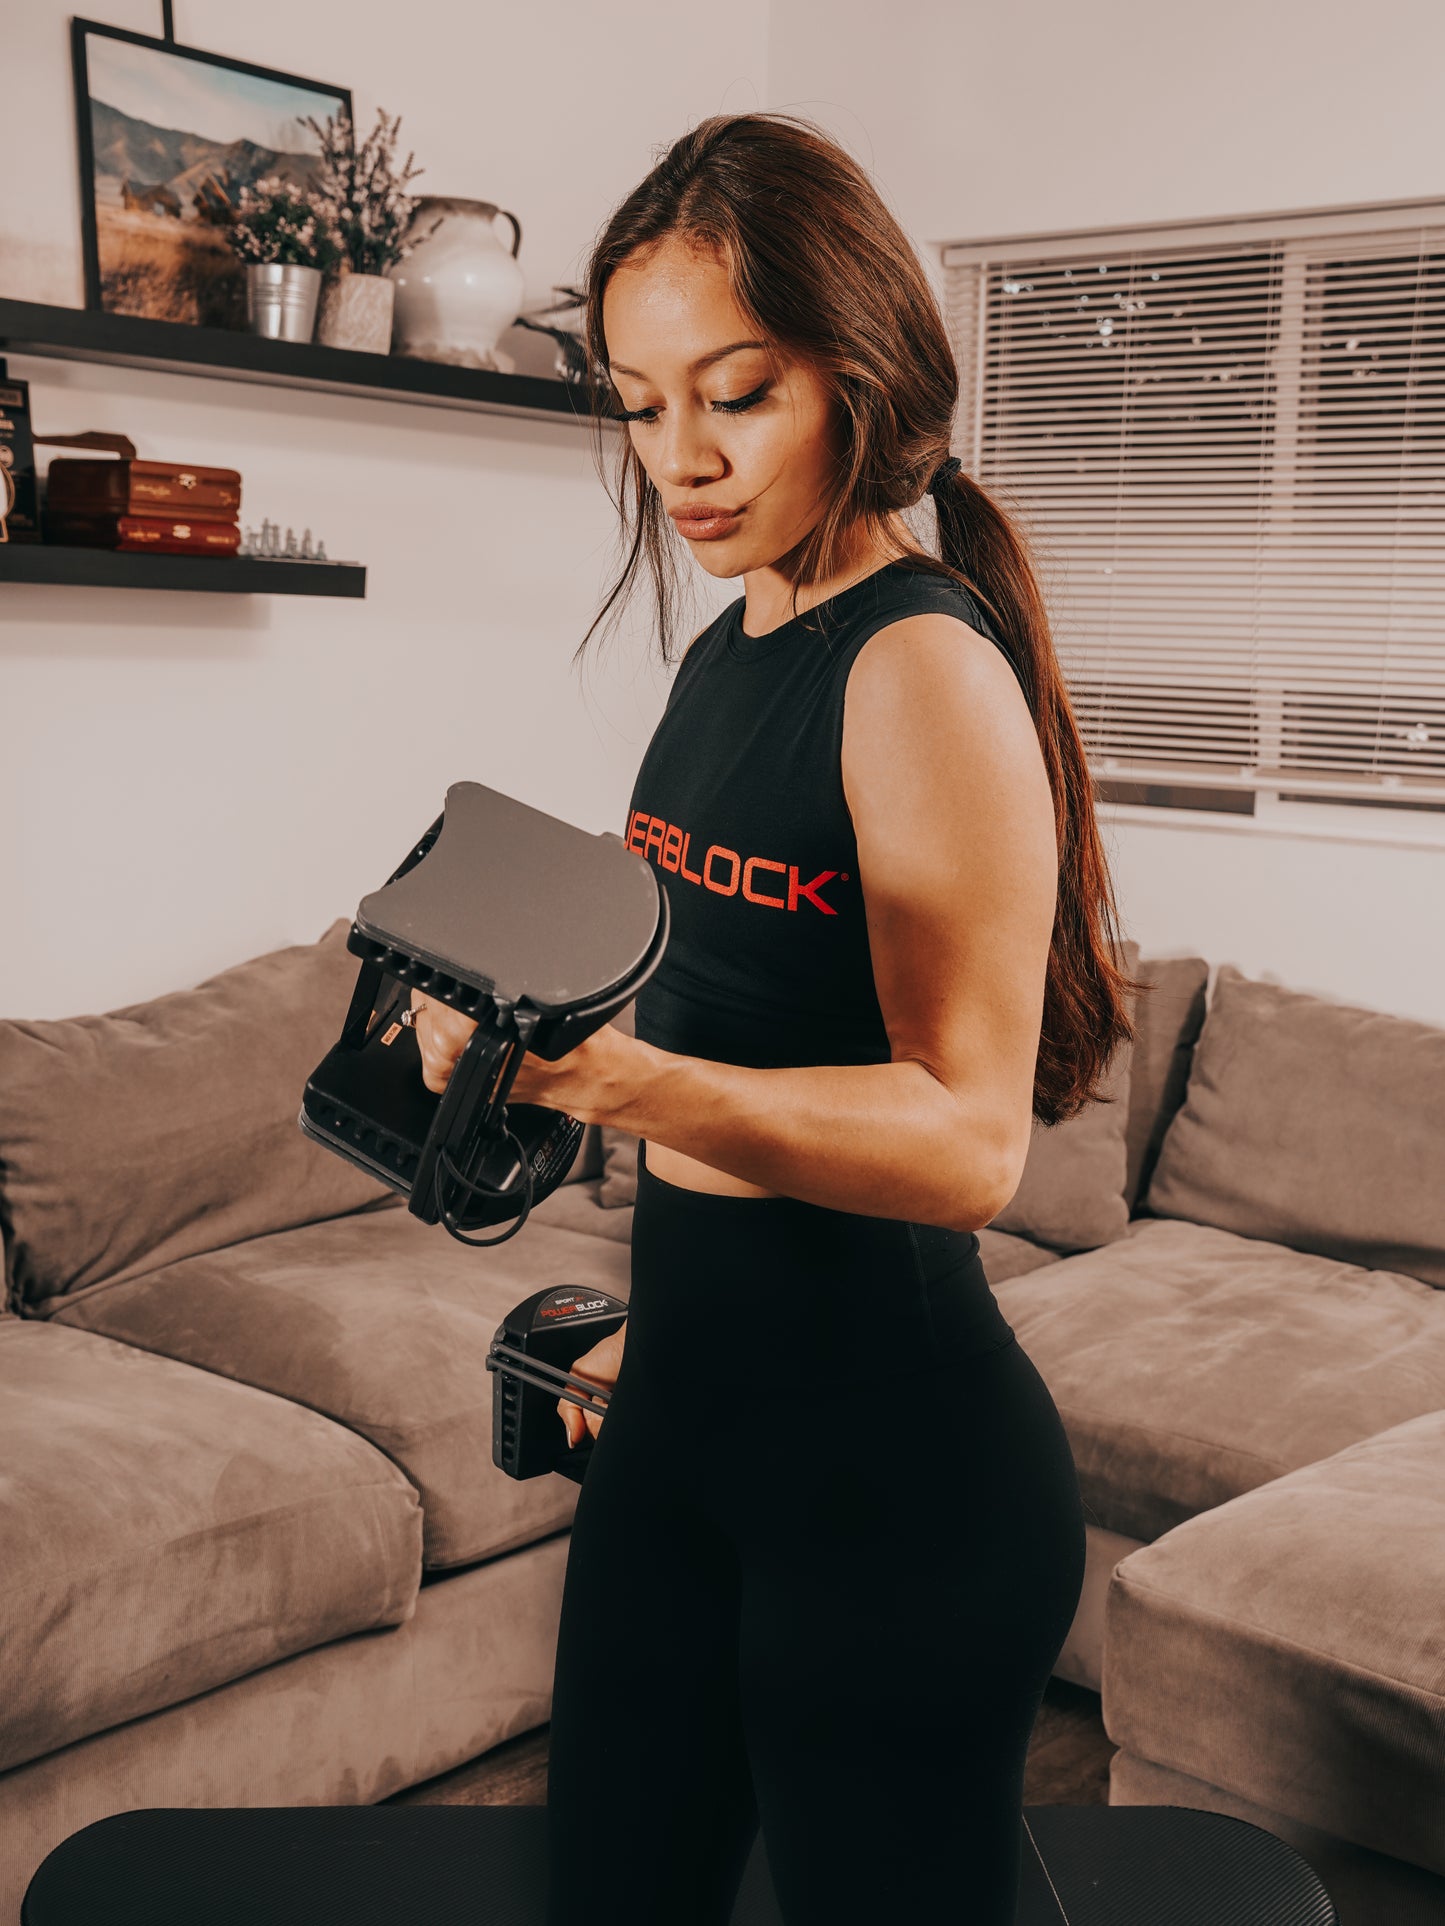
{"left": 71, "top": 18, "right": 350, "bottom": 332}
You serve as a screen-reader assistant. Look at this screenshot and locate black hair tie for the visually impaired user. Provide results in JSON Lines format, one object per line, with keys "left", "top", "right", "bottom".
{"left": 928, "top": 454, "right": 963, "bottom": 497}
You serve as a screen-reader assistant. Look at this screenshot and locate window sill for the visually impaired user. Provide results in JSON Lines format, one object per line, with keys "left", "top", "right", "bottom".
{"left": 1097, "top": 797, "right": 1445, "bottom": 855}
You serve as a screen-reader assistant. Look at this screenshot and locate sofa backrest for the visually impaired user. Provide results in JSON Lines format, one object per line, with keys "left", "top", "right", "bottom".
{"left": 986, "top": 946, "right": 1207, "bottom": 1253}
{"left": 1122, "top": 952, "right": 1210, "bottom": 1216}
{"left": 0, "top": 920, "right": 401, "bottom": 1316}
{"left": 1, "top": 918, "right": 613, "bottom": 1319}
{"left": 1142, "top": 963, "right": 1445, "bottom": 1290}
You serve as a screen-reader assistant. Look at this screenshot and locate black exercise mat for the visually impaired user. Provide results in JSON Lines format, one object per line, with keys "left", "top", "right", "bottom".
{"left": 23, "top": 1802, "right": 1335, "bottom": 1924}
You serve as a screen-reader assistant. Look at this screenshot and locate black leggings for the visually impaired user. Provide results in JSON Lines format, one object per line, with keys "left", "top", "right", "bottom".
{"left": 544, "top": 1141, "right": 1087, "bottom": 1926}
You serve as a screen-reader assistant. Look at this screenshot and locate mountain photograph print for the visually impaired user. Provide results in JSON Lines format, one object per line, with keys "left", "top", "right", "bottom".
{"left": 71, "top": 19, "right": 349, "bottom": 329}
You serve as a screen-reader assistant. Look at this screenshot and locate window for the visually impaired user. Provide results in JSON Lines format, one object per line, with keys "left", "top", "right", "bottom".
{"left": 942, "top": 202, "right": 1445, "bottom": 823}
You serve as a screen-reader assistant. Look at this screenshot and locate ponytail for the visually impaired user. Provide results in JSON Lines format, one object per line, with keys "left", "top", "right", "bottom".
{"left": 919, "top": 464, "right": 1147, "bottom": 1125}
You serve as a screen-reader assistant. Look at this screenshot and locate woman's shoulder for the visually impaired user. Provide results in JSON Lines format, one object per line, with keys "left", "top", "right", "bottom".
{"left": 857, "top": 564, "right": 1024, "bottom": 696}
{"left": 884, "top": 561, "right": 1002, "bottom": 642}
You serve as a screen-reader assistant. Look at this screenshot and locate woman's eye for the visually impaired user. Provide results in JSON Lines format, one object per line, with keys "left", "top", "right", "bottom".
{"left": 713, "top": 384, "right": 768, "bottom": 415}
{"left": 615, "top": 384, "right": 768, "bottom": 425}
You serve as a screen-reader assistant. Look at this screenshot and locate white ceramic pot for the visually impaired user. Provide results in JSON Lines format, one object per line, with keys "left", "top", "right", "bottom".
{"left": 244, "top": 262, "right": 322, "bottom": 342}
{"left": 388, "top": 197, "right": 525, "bottom": 371}
{"left": 315, "top": 270, "right": 396, "bottom": 353}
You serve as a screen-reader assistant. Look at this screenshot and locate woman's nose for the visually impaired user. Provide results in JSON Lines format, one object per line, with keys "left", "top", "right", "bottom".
{"left": 653, "top": 423, "right": 725, "bottom": 491}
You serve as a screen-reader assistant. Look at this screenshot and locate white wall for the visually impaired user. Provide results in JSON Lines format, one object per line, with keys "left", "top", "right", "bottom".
{"left": 6, "top": 0, "right": 1444, "bottom": 1026}
{"left": 768, "top": 0, "right": 1445, "bottom": 1024}
{"left": 0, "top": 0, "right": 769, "bottom": 1017}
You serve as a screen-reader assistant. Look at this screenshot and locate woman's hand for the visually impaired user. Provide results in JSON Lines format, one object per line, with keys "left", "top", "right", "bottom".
{"left": 406, "top": 992, "right": 636, "bottom": 1127}
{"left": 557, "top": 1322, "right": 626, "bottom": 1447}
{"left": 408, "top": 994, "right": 480, "bottom": 1096}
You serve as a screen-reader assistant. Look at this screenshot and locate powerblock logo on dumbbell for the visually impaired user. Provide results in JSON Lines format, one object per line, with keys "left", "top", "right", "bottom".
{"left": 625, "top": 809, "right": 847, "bottom": 915}
{"left": 540, "top": 1293, "right": 611, "bottom": 1319}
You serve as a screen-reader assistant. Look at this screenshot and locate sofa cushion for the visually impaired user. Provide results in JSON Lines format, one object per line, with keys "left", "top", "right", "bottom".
{"left": 49, "top": 1203, "right": 633, "bottom": 1570}
{"left": 990, "top": 938, "right": 1141, "bottom": 1252}
{"left": 600, "top": 1130, "right": 641, "bottom": 1208}
{"left": 0, "top": 918, "right": 402, "bottom": 1316}
{"left": 525, "top": 1175, "right": 634, "bottom": 1244}
{"left": 1121, "top": 953, "right": 1209, "bottom": 1214}
{"left": 1104, "top": 1409, "right": 1445, "bottom": 1878}
{"left": 0, "top": 1316, "right": 422, "bottom": 1776}
{"left": 1143, "top": 963, "right": 1445, "bottom": 1289}
{"left": 569, "top": 1122, "right": 605, "bottom": 1186}
{"left": 991, "top": 1215, "right": 1445, "bottom": 1543}
{"left": 976, "top": 1225, "right": 1066, "bottom": 1282}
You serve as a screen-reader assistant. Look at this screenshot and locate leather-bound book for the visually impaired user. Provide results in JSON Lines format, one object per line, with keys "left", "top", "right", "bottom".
{"left": 46, "top": 457, "right": 242, "bottom": 521}
{"left": 45, "top": 512, "right": 242, "bottom": 555}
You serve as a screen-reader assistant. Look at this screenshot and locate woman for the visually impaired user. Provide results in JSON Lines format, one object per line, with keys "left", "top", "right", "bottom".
{"left": 410, "top": 111, "right": 1139, "bottom": 1926}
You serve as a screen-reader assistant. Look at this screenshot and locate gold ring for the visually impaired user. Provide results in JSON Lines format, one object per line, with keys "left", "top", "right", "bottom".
{"left": 401, "top": 1003, "right": 423, "bottom": 1029}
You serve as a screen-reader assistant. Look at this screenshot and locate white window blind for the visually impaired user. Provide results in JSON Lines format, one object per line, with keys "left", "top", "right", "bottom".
{"left": 942, "top": 202, "right": 1445, "bottom": 813}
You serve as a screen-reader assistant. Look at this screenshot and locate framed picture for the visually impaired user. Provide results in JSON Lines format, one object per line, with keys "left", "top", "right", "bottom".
{"left": 71, "top": 18, "right": 351, "bottom": 329}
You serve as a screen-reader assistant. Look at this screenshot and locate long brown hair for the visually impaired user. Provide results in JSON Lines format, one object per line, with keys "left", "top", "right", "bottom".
{"left": 575, "top": 110, "right": 1144, "bottom": 1126}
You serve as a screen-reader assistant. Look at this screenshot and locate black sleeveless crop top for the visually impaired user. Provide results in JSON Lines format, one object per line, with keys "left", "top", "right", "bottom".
{"left": 624, "top": 559, "right": 1023, "bottom": 1072}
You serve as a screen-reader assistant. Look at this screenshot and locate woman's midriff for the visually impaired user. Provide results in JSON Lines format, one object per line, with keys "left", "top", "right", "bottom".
{"left": 640, "top": 1138, "right": 785, "bottom": 1198}
{"left": 628, "top": 1138, "right": 1015, "bottom": 1388}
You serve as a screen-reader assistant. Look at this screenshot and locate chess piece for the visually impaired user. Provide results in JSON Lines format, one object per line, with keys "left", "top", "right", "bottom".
{"left": 284, "top": 525, "right": 298, "bottom": 558}
{"left": 315, "top": 539, "right": 328, "bottom": 561}
{"left": 301, "top": 527, "right": 314, "bottom": 559}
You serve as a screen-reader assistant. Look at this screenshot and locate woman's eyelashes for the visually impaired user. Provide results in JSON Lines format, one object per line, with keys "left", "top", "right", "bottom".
{"left": 614, "top": 383, "right": 769, "bottom": 425}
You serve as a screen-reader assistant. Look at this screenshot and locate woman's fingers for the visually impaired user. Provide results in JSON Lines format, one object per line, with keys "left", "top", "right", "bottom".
{"left": 554, "top": 1395, "right": 603, "bottom": 1447}
{"left": 409, "top": 994, "right": 479, "bottom": 1094}
{"left": 554, "top": 1325, "right": 626, "bottom": 1447}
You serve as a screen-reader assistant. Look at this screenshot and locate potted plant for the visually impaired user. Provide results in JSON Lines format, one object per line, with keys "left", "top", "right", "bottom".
{"left": 303, "top": 107, "right": 437, "bottom": 354}
{"left": 224, "top": 176, "right": 341, "bottom": 342}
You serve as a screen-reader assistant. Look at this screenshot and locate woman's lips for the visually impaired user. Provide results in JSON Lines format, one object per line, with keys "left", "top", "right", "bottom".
{"left": 672, "top": 508, "right": 743, "bottom": 541}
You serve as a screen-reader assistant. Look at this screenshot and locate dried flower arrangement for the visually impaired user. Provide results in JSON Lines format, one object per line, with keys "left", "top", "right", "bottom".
{"left": 301, "top": 107, "right": 439, "bottom": 275}
{"left": 515, "top": 284, "right": 594, "bottom": 385}
{"left": 224, "top": 178, "right": 342, "bottom": 270}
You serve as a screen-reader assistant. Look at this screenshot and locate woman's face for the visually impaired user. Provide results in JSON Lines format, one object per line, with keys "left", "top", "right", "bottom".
{"left": 602, "top": 235, "right": 846, "bottom": 581}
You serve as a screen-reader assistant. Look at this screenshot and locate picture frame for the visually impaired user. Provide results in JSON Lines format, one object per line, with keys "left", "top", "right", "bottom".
{"left": 71, "top": 17, "right": 351, "bottom": 329}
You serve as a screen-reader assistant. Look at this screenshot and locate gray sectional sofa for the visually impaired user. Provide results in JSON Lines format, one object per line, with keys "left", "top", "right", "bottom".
{"left": 2, "top": 917, "right": 1443, "bottom": 1925}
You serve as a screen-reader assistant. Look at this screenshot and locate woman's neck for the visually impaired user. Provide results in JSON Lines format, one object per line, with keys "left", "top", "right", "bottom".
{"left": 739, "top": 520, "right": 913, "bottom": 638}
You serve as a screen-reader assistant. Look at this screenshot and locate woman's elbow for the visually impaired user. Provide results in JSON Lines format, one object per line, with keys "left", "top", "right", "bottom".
{"left": 947, "top": 1130, "right": 1027, "bottom": 1236}
{"left": 904, "top": 1060, "right": 1027, "bottom": 1235}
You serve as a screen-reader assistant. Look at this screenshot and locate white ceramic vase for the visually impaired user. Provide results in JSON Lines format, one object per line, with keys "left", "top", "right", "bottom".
{"left": 388, "top": 197, "right": 525, "bottom": 372}
{"left": 315, "top": 270, "right": 395, "bottom": 354}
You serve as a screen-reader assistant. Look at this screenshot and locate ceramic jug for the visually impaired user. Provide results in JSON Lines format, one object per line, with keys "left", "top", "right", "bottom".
{"left": 388, "top": 197, "right": 525, "bottom": 372}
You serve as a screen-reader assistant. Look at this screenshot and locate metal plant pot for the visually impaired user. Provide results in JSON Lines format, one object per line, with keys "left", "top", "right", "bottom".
{"left": 245, "top": 263, "right": 323, "bottom": 343}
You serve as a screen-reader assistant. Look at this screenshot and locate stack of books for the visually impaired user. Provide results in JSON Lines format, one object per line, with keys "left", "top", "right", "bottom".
{"left": 45, "top": 458, "right": 242, "bottom": 555}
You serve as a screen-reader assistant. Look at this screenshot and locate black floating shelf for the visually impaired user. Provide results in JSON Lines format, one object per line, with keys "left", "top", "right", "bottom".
{"left": 0, "top": 543, "right": 366, "bottom": 597}
{"left": 0, "top": 298, "right": 615, "bottom": 425}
